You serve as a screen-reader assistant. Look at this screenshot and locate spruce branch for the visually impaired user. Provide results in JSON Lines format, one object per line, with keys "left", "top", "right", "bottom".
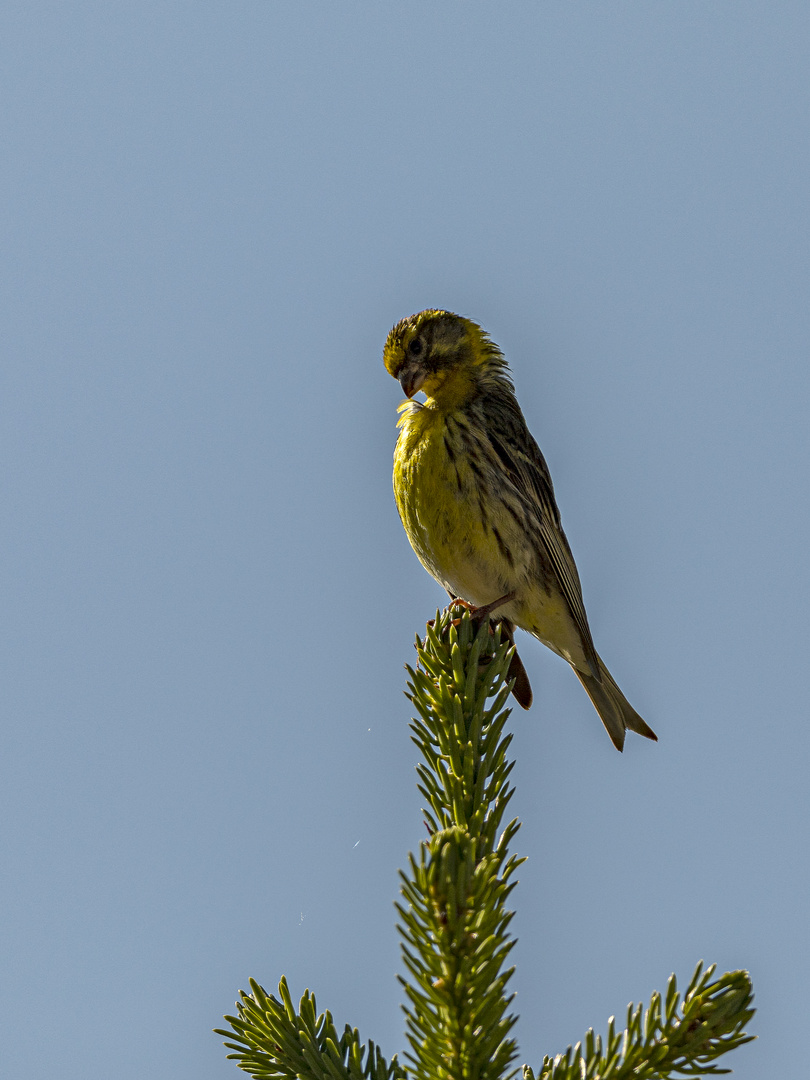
{"left": 214, "top": 976, "right": 405, "bottom": 1080}
{"left": 398, "top": 610, "right": 524, "bottom": 1080}
{"left": 522, "top": 963, "right": 755, "bottom": 1080}
{"left": 218, "top": 605, "right": 755, "bottom": 1080}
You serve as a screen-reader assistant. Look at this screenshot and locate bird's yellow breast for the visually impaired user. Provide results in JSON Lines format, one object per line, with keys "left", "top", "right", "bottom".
{"left": 393, "top": 400, "right": 591, "bottom": 670}
{"left": 393, "top": 402, "right": 515, "bottom": 605}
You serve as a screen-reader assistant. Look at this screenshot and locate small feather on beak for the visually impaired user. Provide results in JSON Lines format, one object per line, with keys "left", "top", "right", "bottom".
{"left": 399, "top": 364, "right": 427, "bottom": 398}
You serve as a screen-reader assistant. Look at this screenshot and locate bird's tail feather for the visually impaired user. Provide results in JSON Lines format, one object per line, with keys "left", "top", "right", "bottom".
{"left": 574, "top": 654, "right": 657, "bottom": 752}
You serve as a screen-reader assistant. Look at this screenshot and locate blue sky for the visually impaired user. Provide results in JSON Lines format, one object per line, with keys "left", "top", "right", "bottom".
{"left": 1, "top": 3, "right": 807, "bottom": 1077}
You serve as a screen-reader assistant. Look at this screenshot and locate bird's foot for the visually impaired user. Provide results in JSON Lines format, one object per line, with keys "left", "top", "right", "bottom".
{"left": 448, "top": 591, "right": 516, "bottom": 622}
{"left": 443, "top": 595, "right": 531, "bottom": 709}
{"left": 423, "top": 597, "right": 532, "bottom": 711}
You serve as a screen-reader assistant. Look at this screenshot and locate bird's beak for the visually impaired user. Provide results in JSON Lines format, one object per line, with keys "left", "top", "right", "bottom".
{"left": 399, "top": 364, "right": 427, "bottom": 398}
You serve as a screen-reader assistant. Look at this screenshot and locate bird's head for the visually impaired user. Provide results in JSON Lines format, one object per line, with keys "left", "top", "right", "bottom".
{"left": 384, "top": 310, "right": 508, "bottom": 408}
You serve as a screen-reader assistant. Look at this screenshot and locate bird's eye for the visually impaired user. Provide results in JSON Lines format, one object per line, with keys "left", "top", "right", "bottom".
{"left": 408, "top": 338, "right": 424, "bottom": 358}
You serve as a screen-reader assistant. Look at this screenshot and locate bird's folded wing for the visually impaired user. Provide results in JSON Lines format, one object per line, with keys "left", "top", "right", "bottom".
{"left": 484, "top": 398, "right": 601, "bottom": 681}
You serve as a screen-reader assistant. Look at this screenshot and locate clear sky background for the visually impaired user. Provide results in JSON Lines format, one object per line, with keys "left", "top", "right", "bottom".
{"left": 2, "top": 3, "right": 807, "bottom": 1078}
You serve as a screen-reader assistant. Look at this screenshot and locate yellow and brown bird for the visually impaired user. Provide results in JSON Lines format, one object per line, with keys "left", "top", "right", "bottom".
{"left": 384, "top": 309, "right": 656, "bottom": 751}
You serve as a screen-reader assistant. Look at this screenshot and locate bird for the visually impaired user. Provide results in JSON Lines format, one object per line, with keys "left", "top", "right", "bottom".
{"left": 383, "top": 309, "right": 656, "bottom": 751}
